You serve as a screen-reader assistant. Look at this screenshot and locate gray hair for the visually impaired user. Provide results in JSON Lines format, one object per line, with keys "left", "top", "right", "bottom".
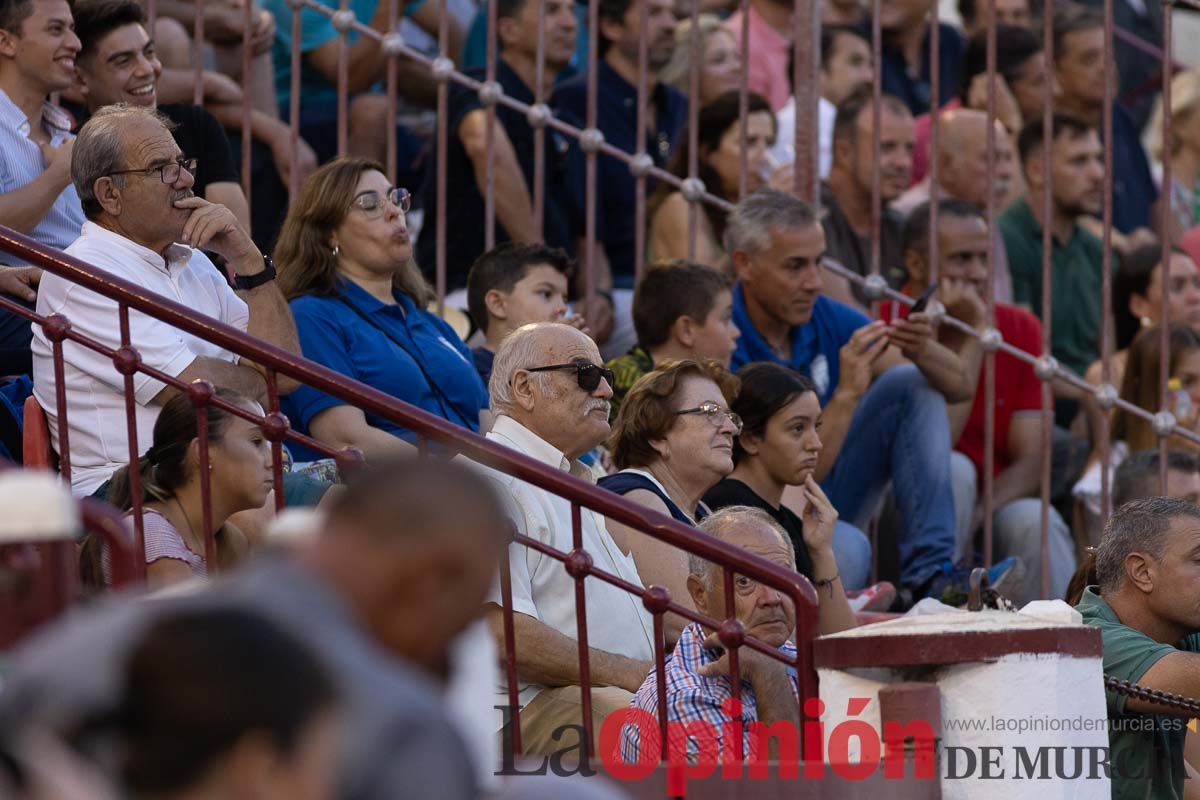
{"left": 689, "top": 505, "right": 796, "bottom": 582}
{"left": 723, "top": 188, "right": 820, "bottom": 257}
{"left": 1096, "top": 497, "right": 1200, "bottom": 592}
{"left": 488, "top": 322, "right": 561, "bottom": 410}
{"left": 73, "top": 104, "right": 176, "bottom": 221}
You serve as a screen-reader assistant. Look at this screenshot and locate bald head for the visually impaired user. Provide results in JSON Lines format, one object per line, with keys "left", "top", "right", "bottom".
{"left": 689, "top": 506, "right": 795, "bottom": 584}
{"left": 935, "top": 109, "right": 1015, "bottom": 208}
{"left": 489, "top": 322, "right": 612, "bottom": 459}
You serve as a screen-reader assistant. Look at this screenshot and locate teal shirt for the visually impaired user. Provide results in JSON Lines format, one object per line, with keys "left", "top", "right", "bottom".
{"left": 1077, "top": 587, "right": 1200, "bottom": 800}
{"left": 998, "top": 198, "right": 1106, "bottom": 377}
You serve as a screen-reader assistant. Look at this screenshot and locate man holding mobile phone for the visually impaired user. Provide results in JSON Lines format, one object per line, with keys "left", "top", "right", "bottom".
{"left": 728, "top": 188, "right": 1018, "bottom": 608}
{"left": 883, "top": 198, "right": 1075, "bottom": 607}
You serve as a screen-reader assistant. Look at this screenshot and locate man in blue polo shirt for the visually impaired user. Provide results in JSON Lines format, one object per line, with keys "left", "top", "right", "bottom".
{"left": 727, "top": 188, "right": 1020, "bottom": 605}
{"left": 553, "top": 0, "right": 687, "bottom": 358}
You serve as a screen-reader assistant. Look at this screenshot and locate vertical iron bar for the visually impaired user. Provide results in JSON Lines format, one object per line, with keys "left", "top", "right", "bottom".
{"left": 51, "top": 338, "right": 71, "bottom": 485}
{"left": 653, "top": 611, "right": 668, "bottom": 763}
{"left": 241, "top": 0, "right": 253, "bottom": 203}
{"left": 266, "top": 369, "right": 284, "bottom": 513}
{"left": 484, "top": 0, "right": 498, "bottom": 249}
{"left": 386, "top": 0, "right": 399, "bottom": 182}
{"left": 869, "top": 0, "right": 881, "bottom": 301}
{"left": 685, "top": 0, "right": 700, "bottom": 261}
{"left": 583, "top": 0, "right": 598, "bottom": 310}
{"left": 336, "top": 0, "right": 349, "bottom": 155}
{"left": 498, "top": 535, "right": 523, "bottom": 756}
{"left": 436, "top": 0, "right": 449, "bottom": 315}
{"left": 289, "top": 4, "right": 303, "bottom": 204}
{"left": 1099, "top": 0, "right": 1116, "bottom": 529}
{"left": 737, "top": 0, "right": 749, "bottom": 199}
{"left": 982, "top": 0, "right": 997, "bottom": 574}
{"left": 723, "top": 566, "right": 742, "bottom": 763}
{"left": 1036, "top": 0, "right": 1054, "bottom": 577}
{"left": 1160, "top": 2, "right": 1174, "bottom": 493}
{"left": 195, "top": 401, "right": 216, "bottom": 571}
{"left": 193, "top": 0, "right": 205, "bottom": 106}
{"left": 118, "top": 306, "right": 145, "bottom": 582}
{"left": 792, "top": 0, "right": 818, "bottom": 205}
{"left": 532, "top": 0, "right": 546, "bottom": 242}
{"left": 927, "top": 4, "right": 940, "bottom": 284}
{"left": 571, "top": 502, "right": 594, "bottom": 757}
{"left": 633, "top": 0, "right": 649, "bottom": 278}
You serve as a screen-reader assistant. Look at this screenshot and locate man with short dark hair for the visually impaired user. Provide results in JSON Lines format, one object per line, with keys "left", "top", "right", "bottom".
{"left": 884, "top": 199, "right": 1073, "bottom": 605}
{"left": 1000, "top": 114, "right": 1106, "bottom": 379}
{"left": 31, "top": 104, "right": 299, "bottom": 495}
{"left": 417, "top": 0, "right": 584, "bottom": 304}
{"left": 1080, "top": 497, "right": 1200, "bottom": 800}
{"left": 822, "top": 93, "right": 913, "bottom": 308}
{"left": 0, "top": 0, "right": 85, "bottom": 376}
{"left": 1052, "top": 3, "right": 1156, "bottom": 240}
{"left": 771, "top": 25, "right": 872, "bottom": 178}
{"left": 553, "top": 0, "right": 685, "bottom": 356}
{"left": 728, "top": 189, "right": 1018, "bottom": 604}
{"left": 605, "top": 260, "right": 737, "bottom": 419}
{"left": 1114, "top": 449, "right": 1200, "bottom": 508}
{"left": 466, "top": 242, "right": 579, "bottom": 384}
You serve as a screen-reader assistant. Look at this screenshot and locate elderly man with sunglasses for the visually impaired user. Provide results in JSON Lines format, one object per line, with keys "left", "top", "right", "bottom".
{"left": 31, "top": 103, "right": 299, "bottom": 496}
{"left": 478, "top": 321, "right": 655, "bottom": 759}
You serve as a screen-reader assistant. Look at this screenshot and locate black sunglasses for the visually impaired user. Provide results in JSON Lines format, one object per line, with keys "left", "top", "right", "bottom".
{"left": 525, "top": 362, "right": 615, "bottom": 392}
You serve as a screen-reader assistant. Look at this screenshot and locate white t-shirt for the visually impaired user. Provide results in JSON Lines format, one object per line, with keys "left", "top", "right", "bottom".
{"left": 476, "top": 415, "right": 654, "bottom": 731}
{"left": 31, "top": 221, "right": 248, "bottom": 496}
{"left": 772, "top": 95, "right": 835, "bottom": 180}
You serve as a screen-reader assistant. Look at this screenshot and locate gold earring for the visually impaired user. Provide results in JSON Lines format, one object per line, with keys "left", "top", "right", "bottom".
{"left": 1141, "top": 316, "right": 1153, "bottom": 328}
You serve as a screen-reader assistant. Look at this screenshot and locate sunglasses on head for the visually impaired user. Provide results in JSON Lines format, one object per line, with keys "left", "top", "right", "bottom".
{"left": 525, "top": 362, "right": 615, "bottom": 392}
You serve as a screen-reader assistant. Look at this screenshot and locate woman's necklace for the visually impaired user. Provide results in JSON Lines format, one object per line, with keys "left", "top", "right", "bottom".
{"left": 172, "top": 495, "right": 205, "bottom": 562}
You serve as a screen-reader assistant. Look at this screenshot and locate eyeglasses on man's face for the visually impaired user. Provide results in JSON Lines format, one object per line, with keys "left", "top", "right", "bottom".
{"left": 675, "top": 401, "right": 743, "bottom": 434}
{"left": 352, "top": 187, "right": 411, "bottom": 218}
{"left": 108, "top": 157, "right": 197, "bottom": 184}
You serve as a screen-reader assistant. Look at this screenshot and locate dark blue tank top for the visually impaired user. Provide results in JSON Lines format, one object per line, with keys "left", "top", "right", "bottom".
{"left": 598, "top": 471, "right": 709, "bottom": 526}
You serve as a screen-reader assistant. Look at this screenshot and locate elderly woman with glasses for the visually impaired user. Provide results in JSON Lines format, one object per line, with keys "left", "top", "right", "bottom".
{"left": 274, "top": 157, "right": 488, "bottom": 457}
{"left": 600, "top": 359, "right": 740, "bottom": 641}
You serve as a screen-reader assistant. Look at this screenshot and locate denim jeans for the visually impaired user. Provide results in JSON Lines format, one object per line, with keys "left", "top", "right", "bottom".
{"left": 832, "top": 519, "right": 872, "bottom": 591}
{"left": 821, "top": 364, "right": 956, "bottom": 590}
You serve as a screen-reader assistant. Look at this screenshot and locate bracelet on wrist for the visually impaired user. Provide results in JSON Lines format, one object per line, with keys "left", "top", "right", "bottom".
{"left": 813, "top": 570, "right": 840, "bottom": 599}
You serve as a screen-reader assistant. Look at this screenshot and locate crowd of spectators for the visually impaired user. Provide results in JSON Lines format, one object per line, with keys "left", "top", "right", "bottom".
{"left": 7, "top": 0, "right": 1200, "bottom": 794}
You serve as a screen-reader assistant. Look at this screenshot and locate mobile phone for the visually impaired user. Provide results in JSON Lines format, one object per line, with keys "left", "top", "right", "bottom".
{"left": 908, "top": 284, "right": 939, "bottom": 315}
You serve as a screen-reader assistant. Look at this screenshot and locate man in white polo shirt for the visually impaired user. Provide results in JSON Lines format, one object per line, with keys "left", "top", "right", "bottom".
{"left": 31, "top": 103, "right": 299, "bottom": 496}
{"left": 480, "top": 321, "right": 654, "bottom": 758}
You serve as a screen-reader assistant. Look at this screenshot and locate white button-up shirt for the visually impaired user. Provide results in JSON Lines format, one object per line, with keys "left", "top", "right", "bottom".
{"left": 478, "top": 415, "right": 655, "bottom": 730}
{"left": 31, "top": 222, "right": 248, "bottom": 496}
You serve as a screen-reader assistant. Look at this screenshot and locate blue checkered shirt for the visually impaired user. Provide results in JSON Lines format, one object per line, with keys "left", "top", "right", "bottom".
{"left": 0, "top": 90, "right": 84, "bottom": 255}
{"left": 618, "top": 622, "right": 798, "bottom": 764}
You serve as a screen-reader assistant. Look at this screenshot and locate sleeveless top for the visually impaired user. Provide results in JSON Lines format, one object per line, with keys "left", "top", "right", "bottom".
{"left": 598, "top": 468, "right": 709, "bottom": 525}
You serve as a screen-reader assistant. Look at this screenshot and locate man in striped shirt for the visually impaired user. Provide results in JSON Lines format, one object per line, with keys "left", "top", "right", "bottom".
{"left": 0, "top": 0, "right": 88, "bottom": 375}
{"left": 619, "top": 506, "right": 801, "bottom": 766}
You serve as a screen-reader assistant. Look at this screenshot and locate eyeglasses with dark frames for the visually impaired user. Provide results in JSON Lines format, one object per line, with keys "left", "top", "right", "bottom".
{"left": 524, "top": 362, "right": 615, "bottom": 392}
{"left": 674, "top": 401, "right": 743, "bottom": 434}
{"left": 352, "top": 187, "right": 411, "bottom": 217}
{"left": 107, "top": 157, "right": 197, "bottom": 184}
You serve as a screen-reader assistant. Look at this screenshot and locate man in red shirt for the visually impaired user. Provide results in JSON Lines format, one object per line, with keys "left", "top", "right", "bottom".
{"left": 881, "top": 198, "right": 1076, "bottom": 605}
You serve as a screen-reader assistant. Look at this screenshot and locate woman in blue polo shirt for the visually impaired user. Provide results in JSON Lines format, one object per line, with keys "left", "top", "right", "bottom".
{"left": 274, "top": 157, "right": 488, "bottom": 456}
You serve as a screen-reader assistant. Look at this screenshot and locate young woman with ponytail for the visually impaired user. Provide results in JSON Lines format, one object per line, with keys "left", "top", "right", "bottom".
{"left": 81, "top": 388, "right": 275, "bottom": 590}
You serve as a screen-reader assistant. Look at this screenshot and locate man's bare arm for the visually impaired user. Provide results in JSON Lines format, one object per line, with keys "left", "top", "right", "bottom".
{"left": 484, "top": 605, "right": 651, "bottom": 692}
{"left": 458, "top": 110, "right": 536, "bottom": 243}
{"left": 1124, "top": 651, "right": 1200, "bottom": 717}
{"left": 152, "top": 355, "right": 268, "bottom": 405}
